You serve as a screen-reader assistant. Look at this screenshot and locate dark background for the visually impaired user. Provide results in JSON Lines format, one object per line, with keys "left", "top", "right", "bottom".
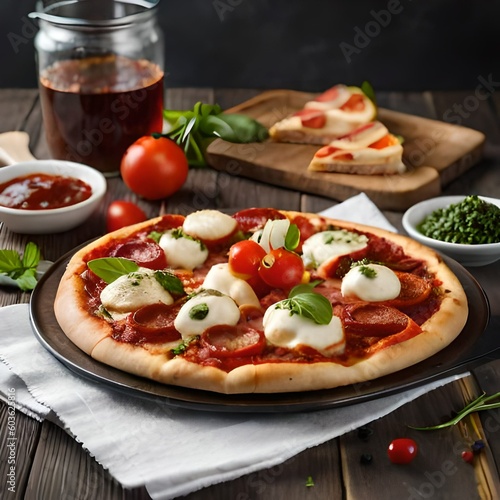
{"left": 1, "top": 0, "right": 498, "bottom": 92}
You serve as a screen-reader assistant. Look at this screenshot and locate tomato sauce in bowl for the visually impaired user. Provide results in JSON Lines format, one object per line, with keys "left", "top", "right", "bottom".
{"left": 0, "top": 173, "right": 92, "bottom": 210}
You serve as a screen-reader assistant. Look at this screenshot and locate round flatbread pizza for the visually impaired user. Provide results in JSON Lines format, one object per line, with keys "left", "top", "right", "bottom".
{"left": 54, "top": 208, "right": 468, "bottom": 394}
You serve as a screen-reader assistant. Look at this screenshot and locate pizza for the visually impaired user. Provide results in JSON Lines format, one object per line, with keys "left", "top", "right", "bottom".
{"left": 308, "top": 121, "right": 405, "bottom": 175}
{"left": 54, "top": 208, "right": 468, "bottom": 394}
{"left": 269, "top": 84, "right": 377, "bottom": 145}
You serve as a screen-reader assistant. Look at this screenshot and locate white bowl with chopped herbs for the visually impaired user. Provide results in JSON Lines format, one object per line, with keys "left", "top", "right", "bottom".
{"left": 402, "top": 195, "right": 500, "bottom": 267}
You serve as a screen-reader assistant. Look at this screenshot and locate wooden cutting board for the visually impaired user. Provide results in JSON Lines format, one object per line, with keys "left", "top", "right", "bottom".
{"left": 205, "top": 90, "right": 486, "bottom": 210}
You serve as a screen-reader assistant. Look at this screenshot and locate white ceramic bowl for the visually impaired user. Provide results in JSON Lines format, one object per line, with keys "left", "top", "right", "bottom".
{"left": 402, "top": 195, "right": 500, "bottom": 267}
{"left": 0, "top": 160, "right": 106, "bottom": 234}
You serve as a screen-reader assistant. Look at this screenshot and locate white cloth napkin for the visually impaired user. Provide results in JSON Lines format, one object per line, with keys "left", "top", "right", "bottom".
{"left": 0, "top": 193, "right": 466, "bottom": 499}
{"left": 319, "top": 192, "right": 398, "bottom": 232}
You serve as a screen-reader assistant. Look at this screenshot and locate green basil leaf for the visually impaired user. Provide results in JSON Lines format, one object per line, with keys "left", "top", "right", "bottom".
{"left": 22, "top": 242, "right": 41, "bottom": 269}
{"left": 87, "top": 257, "right": 139, "bottom": 284}
{"left": 189, "top": 303, "right": 209, "bottom": 320}
{"left": 0, "top": 249, "right": 23, "bottom": 274}
{"left": 285, "top": 224, "right": 300, "bottom": 251}
{"left": 154, "top": 271, "right": 185, "bottom": 296}
{"left": 14, "top": 269, "right": 38, "bottom": 292}
{"left": 277, "top": 292, "right": 332, "bottom": 325}
{"left": 291, "top": 293, "right": 333, "bottom": 325}
{"left": 200, "top": 113, "right": 268, "bottom": 143}
{"left": 199, "top": 114, "right": 236, "bottom": 140}
{"left": 289, "top": 280, "right": 323, "bottom": 297}
{"left": 148, "top": 231, "right": 163, "bottom": 244}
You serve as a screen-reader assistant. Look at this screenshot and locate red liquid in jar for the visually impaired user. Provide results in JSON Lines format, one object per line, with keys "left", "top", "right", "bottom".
{"left": 39, "top": 55, "right": 164, "bottom": 175}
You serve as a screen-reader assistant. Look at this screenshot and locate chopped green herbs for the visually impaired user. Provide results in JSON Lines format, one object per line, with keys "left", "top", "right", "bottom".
{"left": 417, "top": 195, "right": 500, "bottom": 244}
{"left": 358, "top": 265, "right": 377, "bottom": 279}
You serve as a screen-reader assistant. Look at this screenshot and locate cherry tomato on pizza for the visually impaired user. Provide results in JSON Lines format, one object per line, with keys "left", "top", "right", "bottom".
{"left": 106, "top": 200, "right": 147, "bottom": 233}
{"left": 120, "top": 136, "right": 189, "bottom": 200}
{"left": 228, "top": 240, "right": 266, "bottom": 280}
{"left": 258, "top": 248, "right": 305, "bottom": 289}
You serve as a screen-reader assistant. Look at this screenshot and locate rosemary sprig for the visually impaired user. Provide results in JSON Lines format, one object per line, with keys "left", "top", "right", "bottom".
{"left": 409, "top": 392, "right": 500, "bottom": 431}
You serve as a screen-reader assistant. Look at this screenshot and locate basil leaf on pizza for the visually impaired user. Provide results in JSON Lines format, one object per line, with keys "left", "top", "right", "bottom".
{"left": 87, "top": 257, "right": 139, "bottom": 283}
{"left": 277, "top": 291, "right": 333, "bottom": 325}
{"left": 154, "top": 270, "right": 185, "bottom": 297}
{"left": 54, "top": 208, "right": 469, "bottom": 394}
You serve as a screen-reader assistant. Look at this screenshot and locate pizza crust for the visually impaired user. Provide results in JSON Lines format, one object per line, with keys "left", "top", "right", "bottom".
{"left": 54, "top": 210, "right": 469, "bottom": 394}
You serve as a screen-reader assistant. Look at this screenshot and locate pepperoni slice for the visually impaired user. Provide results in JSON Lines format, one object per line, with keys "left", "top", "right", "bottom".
{"left": 383, "top": 272, "right": 433, "bottom": 308}
{"left": 341, "top": 303, "right": 412, "bottom": 336}
{"left": 289, "top": 214, "right": 317, "bottom": 252}
{"left": 233, "top": 207, "right": 286, "bottom": 233}
{"left": 201, "top": 324, "right": 266, "bottom": 358}
{"left": 292, "top": 108, "right": 327, "bottom": 128}
{"left": 110, "top": 239, "right": 167, "bottom": 270}
{"left": 127, "top": 302, "right": 182, "bottom": 342}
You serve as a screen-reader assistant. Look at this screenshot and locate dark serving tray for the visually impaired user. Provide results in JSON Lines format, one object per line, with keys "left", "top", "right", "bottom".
{"left": 30, "top": 247, "right": 492, "bottom": 413}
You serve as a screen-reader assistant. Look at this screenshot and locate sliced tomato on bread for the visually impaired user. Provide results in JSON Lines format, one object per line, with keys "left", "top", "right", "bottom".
{"left": 308, "top": 121, "right": 405, "bottom": 175}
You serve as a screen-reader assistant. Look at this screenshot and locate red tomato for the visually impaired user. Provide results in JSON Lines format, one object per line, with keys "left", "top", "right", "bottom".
{"left": 106, "top": 200, "right": 147, "bottom": 232}
{"left": 120, "top": 136, "right": 189, "bottom": 200}
{"left": 258, "top": 248, "right": 305, "bottom": 289}
{"left": 387, "top": 438, "right": 418, "bottom": 464}
{"left": 293, "top": 108, "right": 326, "bottom": 128}
{"left": 228, "top": 240, "right": 266, "bottom": 280}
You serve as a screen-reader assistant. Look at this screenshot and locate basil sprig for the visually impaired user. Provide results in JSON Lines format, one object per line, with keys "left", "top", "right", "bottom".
{"left": 276, "top": 283, "right": 333, "bottom": 325}
{"left": 410, "top": 392, "right": 500, "bottom": 431}
{"left": 161, "top": 102, "right": 268, "bottom": 167}
{"left": 0, "top": 242, "right": 41, "bottom": 291}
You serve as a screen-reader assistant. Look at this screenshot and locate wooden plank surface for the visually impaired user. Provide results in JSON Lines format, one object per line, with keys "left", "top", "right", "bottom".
{"left": 205, "top": 90, "right": 485, "bottom": 210}
{"left": 0, "top": 87, "right": 499, "bottom": 500}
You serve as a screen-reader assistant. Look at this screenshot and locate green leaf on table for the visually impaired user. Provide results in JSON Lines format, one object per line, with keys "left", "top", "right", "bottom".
{"left": 87, "top": 257, "right": 139, "bottom": 284}
{"left": 0, "top": 242, "right": 41, "bottom": 291}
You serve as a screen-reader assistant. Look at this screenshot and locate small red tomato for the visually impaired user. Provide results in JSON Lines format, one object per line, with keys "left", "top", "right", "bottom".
{"left": 258, "top": 248, "right": 305, "bottom": 289}
{"left": 387, "top": 438, "right": 418, "bottom": 464}
{"left": 228, "top": 240, "right": 266, "bottom": 280}
{"left": 120, "top": 136, "right": 189, "bottom": 200}
{"left": 461, "top": 450, "right": 474, "bottom": 463}
{"left": 106, "top": 200, "right": 147, "bottom": 232}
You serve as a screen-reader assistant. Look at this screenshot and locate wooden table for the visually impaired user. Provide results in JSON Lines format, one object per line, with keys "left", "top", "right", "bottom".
{"left": 1, "top": 87, "right": 500, "bottom": 499}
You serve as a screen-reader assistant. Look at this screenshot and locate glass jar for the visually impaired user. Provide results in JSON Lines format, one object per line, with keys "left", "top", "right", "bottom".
{"left": 30, "top": 0, "right": 164, "bottom": 176}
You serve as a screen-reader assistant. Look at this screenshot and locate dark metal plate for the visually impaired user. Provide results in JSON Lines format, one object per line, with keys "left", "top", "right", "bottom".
{"left": 29, "top": 247, "right": 492, "bottom": 413}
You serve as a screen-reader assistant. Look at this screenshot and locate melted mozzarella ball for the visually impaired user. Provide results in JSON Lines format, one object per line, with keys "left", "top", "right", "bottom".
{"left": 341, "top": 264, "right": 401, "bottom": 302}
{"left": 202, "top": 263, "right": 261, "bottom": 309}
{"left": 263, "top": 306, "right": 345, "bottom": 357}
{"left": 302, "top": 230, "right": 368, "bottom": 268}
{"left": 183, "top": 209, "right": 237, "bottom": 241}
{"left": 174, "top": 290, "right": 241, "bottom": 339}
{"left": 159, "top": 230, "right": 208, "bottom": 270}
{"left": 100, "top": 268, "right": 173, "bottom": 317}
